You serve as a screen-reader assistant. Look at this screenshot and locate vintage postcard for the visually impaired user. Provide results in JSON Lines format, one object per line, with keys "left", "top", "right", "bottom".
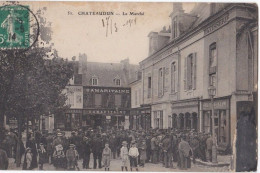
{"left": 0, "top": 1, "right": 258, "bottom": 172}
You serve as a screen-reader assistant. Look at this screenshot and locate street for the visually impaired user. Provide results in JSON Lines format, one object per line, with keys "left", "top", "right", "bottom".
{"left": 8, "top": 155, "right": 230, "bottom": 172}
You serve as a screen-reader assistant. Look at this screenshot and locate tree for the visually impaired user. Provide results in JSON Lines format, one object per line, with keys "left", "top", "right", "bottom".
{"left": 0, "top": 6, "right": 74, "bottom": 167}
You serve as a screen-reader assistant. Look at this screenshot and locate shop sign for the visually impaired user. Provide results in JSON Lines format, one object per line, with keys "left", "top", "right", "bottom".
{"left": 203, "top": 99, "right": 229, "bottom": 110}
{"left": 66, "top": 109, "right": 82, "bottom": 114}
{"left": 84, "top": 87, "right": 130, "bottom": 94}
{"left": 204, "top": 13, "right": 229, "bottom": 35}
{"left": 83, "top": 109, "right": 127, "bottom": 115}
{"left": 172, "top": 101, "right": 198, "bottom": 108}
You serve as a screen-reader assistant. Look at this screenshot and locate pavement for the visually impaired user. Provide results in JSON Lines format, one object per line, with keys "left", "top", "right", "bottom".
{"left": 8, "top": 154, "right": 231, "bottom": 172}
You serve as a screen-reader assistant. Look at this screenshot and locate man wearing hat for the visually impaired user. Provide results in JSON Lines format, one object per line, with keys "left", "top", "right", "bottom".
{"left": 151, "top": 133, "right": 159, "bottom": 163}
{"left": 53, "top": 132, "right": 63, "bottom": 148}
{"left": 82, "top": 136, "right": 91, "bottom": 169}
{"left": 162, "top": 133, "right": 172, "bottom": 168}
{"left": 92, "top": 133, "right": 103, "bottom": 169}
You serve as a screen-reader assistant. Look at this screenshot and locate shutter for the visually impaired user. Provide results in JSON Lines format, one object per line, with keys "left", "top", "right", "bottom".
{"left": 193, "top": 52, "right": 197, "bottom": 89}
{"left": 176, "top": 60, "right": 178, "bottom": 92}
{"left": 163, "top": 67, "right": 166, "bottom": 95}
{"left": 184, "top": 57, "right": 187, "bottom": 90}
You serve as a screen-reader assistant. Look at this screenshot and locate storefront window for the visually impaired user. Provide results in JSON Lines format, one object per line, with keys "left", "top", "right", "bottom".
{"left": 203, "top": 111, "right": 211, "bottom": 133}
{"left": 95, "top": 94, "right": 102, "bottom": 107}
{"left": 115, "top": 94, "right": 122, "bottom": 107}
{"left": 154, "top": 111, "right": 163, "bottom": 129}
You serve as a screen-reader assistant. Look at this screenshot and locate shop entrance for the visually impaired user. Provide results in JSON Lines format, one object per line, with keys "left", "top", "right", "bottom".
{"left": 94, "top": 114, "right": 103, "bottom": 128}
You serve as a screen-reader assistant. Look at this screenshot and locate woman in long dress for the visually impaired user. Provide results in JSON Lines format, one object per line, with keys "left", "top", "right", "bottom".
{"left": 120, "top": 141, "right": 129, "bottom": 171}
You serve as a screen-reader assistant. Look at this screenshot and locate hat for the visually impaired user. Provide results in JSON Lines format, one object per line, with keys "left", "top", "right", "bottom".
{"left": 57, "top": 132, "right": 63, "bottom": 137}
{"left": 39, "top": 143, "right": 44, "bottom": 145}
{"left": 122, "top": 141, "right": 128, "bottom": 145}
{"left": 26, "top": 147, "right": 31, "bottom": 151}
{"left": 69, "top": 144, "right": 75, "bottom": 148}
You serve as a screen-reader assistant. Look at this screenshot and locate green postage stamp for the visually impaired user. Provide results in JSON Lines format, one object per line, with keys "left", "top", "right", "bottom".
{"left": 0, "top": 5, "right": 29, "bottom": 48}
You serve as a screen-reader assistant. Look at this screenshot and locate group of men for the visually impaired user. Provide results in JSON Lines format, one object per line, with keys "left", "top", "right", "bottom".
{"left": 0, "top": 126, "right": 217, "bottom": 170}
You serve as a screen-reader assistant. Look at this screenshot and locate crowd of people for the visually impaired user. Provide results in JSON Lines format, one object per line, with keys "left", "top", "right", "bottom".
{"left": 0, "top": 127, "right": 218, "bottom": 171}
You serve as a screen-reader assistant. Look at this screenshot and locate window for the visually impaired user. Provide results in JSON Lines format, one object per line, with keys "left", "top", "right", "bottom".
{"left": 135, "top": 90, "right": 138, "bottom": 106}
{"left": 154, "top": 111, "right": 163, "bottom": 129}
{"left": 95, "top": 94, "right": 102, "bottom": 107}
{"left": 171, "top": 62, "right": 177, "bottom": 93}
{"left": 148, "top": 76, "right": 152, "bottom": 98}
{"left": 172, "top": 16, "right": 178, "bottom": 39}
{"left": 158, "top": 68, "right": 164, "bottom": 97}
{"left": 91, "top": 77, "right": 98, "bottom": 86}
{"left": 184, "top": 53, "right": 197, "bottom": 90}
{"left": 209, "top": 43, "right": 217, "bottom": 68}
{"left": 115, "top": 94, "right": 121, "bottom": 107}
{"left": 114, "top": 78, "right": 121, "bottom": 86}
{"left": 209, "top": 43, "right": 217, "bottom": 87}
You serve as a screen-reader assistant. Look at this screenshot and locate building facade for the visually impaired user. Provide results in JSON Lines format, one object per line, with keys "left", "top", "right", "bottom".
{"left": 58, "top": 57, "right": 138, "bottom": 130}
{"left": 135, "top": 3, "right": 257, "bottom": 153}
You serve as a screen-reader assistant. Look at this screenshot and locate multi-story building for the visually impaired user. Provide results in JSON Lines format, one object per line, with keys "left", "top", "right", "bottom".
{"left": 129, "top": 70, "right": 151, "bottom": 130}
{"left": 134, "top": 3, "right": 257, "bottom": 153}
{"left": 57, "top": 56, "right": 138, "bottom": 130}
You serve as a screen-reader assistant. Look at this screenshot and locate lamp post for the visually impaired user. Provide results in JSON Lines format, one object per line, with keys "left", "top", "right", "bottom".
{"left": 208, "top": 86, "right": 217, "bottom": 163}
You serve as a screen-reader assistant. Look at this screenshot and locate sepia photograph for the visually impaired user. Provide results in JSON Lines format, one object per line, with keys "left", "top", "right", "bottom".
{"left": 0, "top": 1, "right": 258, "bottom": 172}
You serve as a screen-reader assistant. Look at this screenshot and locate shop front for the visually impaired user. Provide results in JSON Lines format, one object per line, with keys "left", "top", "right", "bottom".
{"left": 130, "top": 105, "right": 151, "bottom": 130}
{"left": 171, "top": 99, "right": 199, "bottom": 131}
{"left": 82, "top": 108, "right": 130, "bottom": 130}
{"left": 201, "top": 96, "right": 231, "bottom": 150}
{"left": 55, "top": 109, "right": 83, "bottom": 130}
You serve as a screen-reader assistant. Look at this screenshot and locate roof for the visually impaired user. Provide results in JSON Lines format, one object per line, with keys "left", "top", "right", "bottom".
{"left": 82, "top": 61, "right": 138, "bottom": 87}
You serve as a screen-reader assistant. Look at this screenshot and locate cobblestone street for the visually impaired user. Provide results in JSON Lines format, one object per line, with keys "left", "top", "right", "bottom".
{"left": 8, "top": 155, "right": 230, "bottom": 172}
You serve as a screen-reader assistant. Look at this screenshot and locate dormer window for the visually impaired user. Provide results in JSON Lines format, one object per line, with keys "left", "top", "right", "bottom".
{"left": 114, "top": 78, "right": 121, "bottom": 86}
{"left": 91, "top": 76, "right": 98, "bottom": 86}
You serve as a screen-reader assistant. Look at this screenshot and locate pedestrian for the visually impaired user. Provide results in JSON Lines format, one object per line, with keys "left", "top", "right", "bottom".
{"left": 26, "top": 136, "right": 38, "bottom": 169}
{"left": 102, "top": 143, "right": 112, "bottom": 171}
{"left": 162, "top": 134, "right": 172, "bottom": 168}
{"left": 139, "top": 139, "right": 147, "bottom": 167}
{"left": 38, "top": 143, "right": 47, "bottom": 170}
{"left": 23, "top": 148, "right": 32, "bottom": 170}
{"left": 66, "top": 144, "right": 79, "bottom": 170}
{"left": 82, "top": 136, "right": 91, "bottom": 169}
{"left": 109, "top": 134, "right": 117, "bottom": 159}
{"left": 120, "top": 141, "right": 129, "bottom": 171}
{"left": 151, "top": 133, "right": 159, "bottom": 163}
{"left": 178, "top": 135, "right": 192, "bottom": 170}
{"left": 92, "top": 133, "right": 103, "bottom": 169}
{"left": 129, "top": 142, "right": 139, "bottom": 171}
{"left": 145, "top": 135, "right": 152, "bottom": 163}
{"left": 53, "top": 144, "right": 66, "bottom": 170}
{"left": 0, "top": 144, "right": 8, "bottom": 170}
{"left": 46, "top": 133, "right": 54, "bottom": 164}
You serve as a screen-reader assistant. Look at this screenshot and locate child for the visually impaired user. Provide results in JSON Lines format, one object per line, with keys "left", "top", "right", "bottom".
{"left": 53, "top": 144, "right": 65, "bottom": 170}
{"left": 38, "top": 143, "right": 47, "bottom": 170}
{"left": 66, "top": 144, "right": 79, "bottom": 170}
{"left": 129, "top": 142, "right": 139, "bottom": 171}
{"left": 23, "top": 148, "right": 32, "bottom": 170}
{"left": 102, "top": 143, "right": 112, "bottom": 171}
{"left": 120, "top": 141, "right": 129, "bottom": 171}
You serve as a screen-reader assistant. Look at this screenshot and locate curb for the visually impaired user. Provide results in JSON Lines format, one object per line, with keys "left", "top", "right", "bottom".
{"left": 195, "top": 159, "right": 230, "bottom": 167}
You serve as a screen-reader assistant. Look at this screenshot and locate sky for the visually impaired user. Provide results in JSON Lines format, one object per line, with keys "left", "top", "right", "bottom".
{"left": 24, "top": 2, "right": 196, "bottom": 64}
